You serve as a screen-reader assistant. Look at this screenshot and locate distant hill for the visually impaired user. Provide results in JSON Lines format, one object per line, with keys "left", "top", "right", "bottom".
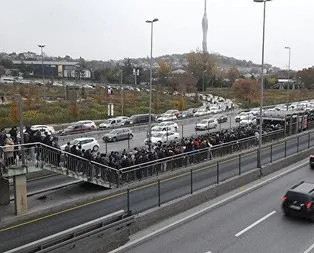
{"left": 0, "top": 51, "right": 280, "bottom": 74}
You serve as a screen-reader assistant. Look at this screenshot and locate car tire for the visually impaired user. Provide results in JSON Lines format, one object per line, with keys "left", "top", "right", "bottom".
{"left": 93, "top": 145, "right": 99, "bottom": 152}
{"left": 112, "top": 137, "right": 117, "bottom": 142}
{"left": 283, "top": 209, "right": 290, "bottom": 217}
{"left": 129, "top": 134, "right": 133, "bottom": 139}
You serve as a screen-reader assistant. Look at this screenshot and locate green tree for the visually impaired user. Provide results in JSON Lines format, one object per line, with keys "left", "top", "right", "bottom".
{"left": 157, "top": 60, "right": 172, "bottom": 85}
{"left": 186, "top": 51, "right": 219, "bottom": 91}
{"left": 0, "top": 58, "right": 13, "bottom": 69}
{"left": 0, "top": 65, "right": 5, "bottom": 77}
{"left": 297, "top": 67, "right": 314, "bottom": 89}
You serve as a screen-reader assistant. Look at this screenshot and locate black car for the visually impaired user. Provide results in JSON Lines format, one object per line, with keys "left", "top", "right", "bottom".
{"left": 282, "top": 181, "right": 314, "bottom": 221}
{"left": 124, "top": 114, "right": 155, "bottom": 125}
{"left": 310, "top": 155, "right": 314, "bottom": 169}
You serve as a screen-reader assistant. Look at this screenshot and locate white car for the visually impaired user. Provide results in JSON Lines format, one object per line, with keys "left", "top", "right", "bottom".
{"left": 195, "top": 119, "right": 218, "bottom": 131}
{"left": 193, "top": 108, "right": 210, "bottom": 117}
{"left": 30, "top": 125, "right": 55, "bottom": 134}
{"left": 157, "top": 114, "right": 177, "bottom": 122}
{"left": 151, "top": 125, "right": 177, "bottom": 133}
{"left": 153, "top": 121, "right": 179, "bottom": 131}
{"left": 164, "top": 109, "right": 181, "bottom": 117}
{"left": 209, "top": 106, "right": 222, "bottom": 114}
{"left": 235, "top": 112, "right": 253, "bottom": 122}
{"left": 99, "top": 117, "right": 128, "bottom": 129}
{"left": 74, "top": 120, "right": 97, "bottom": 130}
{"left": 145, "top": 131, "right": 180, "bottom": 145}
{"left": 239, "top": 115, "right": 257, "bottom": 126}
{"left": 61, "top": 137, "right": 100, "bottom": 152}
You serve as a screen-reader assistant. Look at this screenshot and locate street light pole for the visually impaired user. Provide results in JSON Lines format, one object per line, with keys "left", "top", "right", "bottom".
{"left": 284, "top": 46, "right": 291, "bottom": 109}
{"left": 146, "top": 18, "right": 159, "bottom": 150}
{"left": 121, "top": 69, "right": 124, "bottom": 115}
{"left": 254, "top": 0, "right": 271, "bottom": 171}
{"left": 38, "top": 45, "right": 45, "bottom": 101}
{"left": 202, "top": 70, "right": 207, "bottom": 93}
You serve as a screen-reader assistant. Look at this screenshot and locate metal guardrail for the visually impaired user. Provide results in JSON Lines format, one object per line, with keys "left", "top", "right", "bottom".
{"left": 0, "top": 142, "right": 120, "bottom": 188}
{"left": 4, "top": 210, "right": 133, "bottom": 253}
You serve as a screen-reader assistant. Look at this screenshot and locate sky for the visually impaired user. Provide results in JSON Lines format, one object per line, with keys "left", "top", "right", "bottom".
{"left": 1, "top": 0, "right": 313, "bottom": 70}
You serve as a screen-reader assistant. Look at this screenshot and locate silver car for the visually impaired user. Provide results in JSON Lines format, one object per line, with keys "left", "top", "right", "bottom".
{"left": 102, "top": 128, "right": 133, "bottom": 142}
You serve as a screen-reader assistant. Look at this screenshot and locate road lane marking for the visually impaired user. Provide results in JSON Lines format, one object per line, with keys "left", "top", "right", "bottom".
{"left": 235, "top": 210, "right": 276, "bottom": 237}
{"left": 304, "top": 241, "right": 314, "bottom": 253}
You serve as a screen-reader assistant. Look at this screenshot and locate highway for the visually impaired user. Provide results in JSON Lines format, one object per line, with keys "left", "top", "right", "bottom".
{"left": 118, "top": 163, "right": 314, "bottom": 253}
{"left": 0, "top": 133, "right": 312, "bottom": 252}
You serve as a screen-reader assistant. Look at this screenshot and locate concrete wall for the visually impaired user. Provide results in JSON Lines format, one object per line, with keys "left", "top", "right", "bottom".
{"left": 0, "top": 178, "right": 10, "bottom": 205}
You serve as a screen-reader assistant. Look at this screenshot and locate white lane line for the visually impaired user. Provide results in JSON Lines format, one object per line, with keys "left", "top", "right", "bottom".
{"left": 235, "top": 210, "right": 276, "bottom": 237}
{"left": 304, "top": 242, "right": 314, "bottom": 253}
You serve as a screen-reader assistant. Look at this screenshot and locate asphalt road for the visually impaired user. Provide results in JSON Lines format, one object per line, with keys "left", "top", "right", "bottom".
{"left": 120, "top": 163, "right": 314, "bottom": 253}
{"left": 57, "top": 112, "right": 239, "bottom": 154}
{"left": 0, "top": 133, "right": 312, "bottom": 252}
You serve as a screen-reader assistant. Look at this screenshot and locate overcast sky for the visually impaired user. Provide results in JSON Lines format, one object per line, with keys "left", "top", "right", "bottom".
{"left": 1, "top": 0, "right": 313, "bottom": 70}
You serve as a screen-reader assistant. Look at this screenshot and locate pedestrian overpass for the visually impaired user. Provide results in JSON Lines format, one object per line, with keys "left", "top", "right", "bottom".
{"left": 0, "top": 142, "right": 121, "bottom": 215}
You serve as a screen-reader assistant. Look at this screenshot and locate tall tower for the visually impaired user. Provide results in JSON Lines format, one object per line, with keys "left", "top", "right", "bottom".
{"left": 202, "top": 0, "right": 208, "bottom": 53}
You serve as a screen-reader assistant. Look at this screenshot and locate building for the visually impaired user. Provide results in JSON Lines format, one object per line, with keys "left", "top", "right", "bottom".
{"left": 12, "top": 60, "right": 91, "bottom": 79}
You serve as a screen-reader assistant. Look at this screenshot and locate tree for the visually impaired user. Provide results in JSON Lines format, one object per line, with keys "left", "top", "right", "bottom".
{"left": 0, "top": 65, "right": 5, "bottom": 77}
{"left": 0, "top": 58, "right": 13, "bottom": 69}
{"left": 186, "top": 51, "right": 219, "bottom": 78}
{"left": 157, "top": 60, "right": 172, "bottom": 85}
{"left": 186, "top": 51, "right": 219, "bottom": 91}
{"left": 226, "top": 67, "right": 240, "bottom": 84}
{"left": 170, "top": 72, "right": 197, "bottom": 93}
{"left": 297, "top": 67, "right": 314, "bottom": 89}
{"left": 232, "top": 79, "right": 260, "bottom": 107}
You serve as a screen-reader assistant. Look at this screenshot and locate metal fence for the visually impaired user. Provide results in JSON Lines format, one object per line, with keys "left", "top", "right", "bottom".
{"left": 119, "top": 129, "right": 285, "bottom": 184}
{"left": 123, "top": 130, "right": 314, "bottom": 214}
{"left": 0, "top": 143, "right": 121, "bottom": 188}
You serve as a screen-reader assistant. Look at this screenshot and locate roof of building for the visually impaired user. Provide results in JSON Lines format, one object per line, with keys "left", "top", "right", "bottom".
{"left": 12, "top": 60, "right": 79, "bottom": 66}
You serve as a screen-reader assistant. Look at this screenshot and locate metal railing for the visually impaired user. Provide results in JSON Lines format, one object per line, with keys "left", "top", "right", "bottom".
{"left": 0, "top": 143, "right": 120, "bottom": 188}
{"left": 119, "top": 129, "right": 285, "bottom": 184}
{"left": 4, "top": 210, "right": 133, "bottom": 253}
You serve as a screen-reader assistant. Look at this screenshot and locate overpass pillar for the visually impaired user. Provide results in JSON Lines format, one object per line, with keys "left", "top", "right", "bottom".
{"left": 14, "top": 174, "right": 27, "bottom": 215}
{"left": 0, "top": 177, "right": 10, "bottom": 205}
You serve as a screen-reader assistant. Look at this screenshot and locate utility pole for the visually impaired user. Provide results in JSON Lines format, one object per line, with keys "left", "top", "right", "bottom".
{"left": 38, "top": 45, "right": 45, "bottom": 101}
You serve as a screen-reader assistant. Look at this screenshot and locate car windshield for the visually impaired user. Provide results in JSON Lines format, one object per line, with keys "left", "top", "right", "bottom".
{"left": 69, "top": 139, "right": 79, "bottom": 145}
{"left": 129, "top": 115, "right": 140, "bottom": 120}
{"left": 152, "top": 126, "right": 163, "bottom": 131}
{"left": 200, "top": 120, "right": 209, "bottom": 124}
{"left": 102, "top": 120, "right": 111, "bottom": 124}
{"left": 109, "top": 129, "right": 119, "bottom": 134}
{"left": 152, "top": 132, "right": 164, "bottom": 137}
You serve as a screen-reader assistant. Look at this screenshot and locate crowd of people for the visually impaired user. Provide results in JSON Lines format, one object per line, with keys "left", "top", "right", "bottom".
{"left": 0, "top": 122, "right": 284, "bottom": 182}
